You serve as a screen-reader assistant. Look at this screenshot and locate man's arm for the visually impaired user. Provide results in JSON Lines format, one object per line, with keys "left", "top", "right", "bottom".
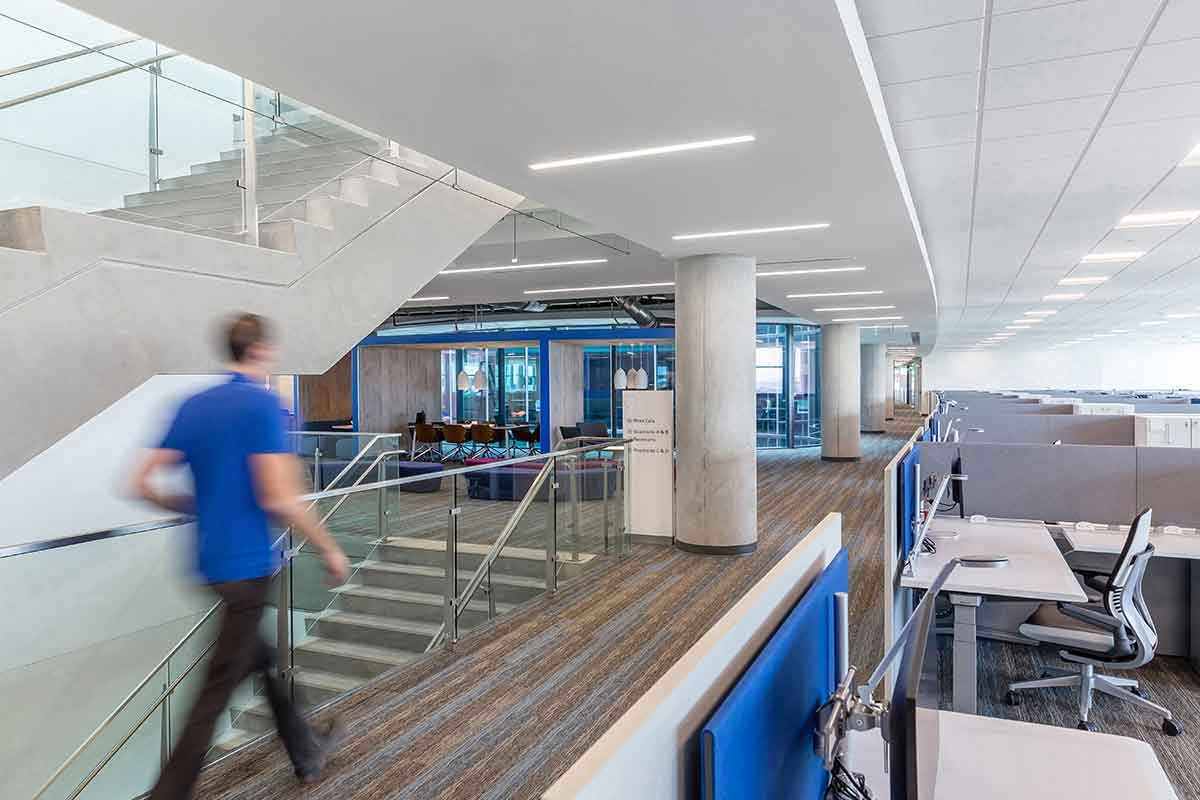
{"left": 130, "top": 448, "right": 195, "bottom": 514}
{"left": 251, "top": 452, "right": 350, "bottom": 585}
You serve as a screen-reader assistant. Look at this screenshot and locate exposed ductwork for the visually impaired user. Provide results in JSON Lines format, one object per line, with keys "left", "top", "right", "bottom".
{"left": 614, "top": 295, "right": 667, "bottom": 328}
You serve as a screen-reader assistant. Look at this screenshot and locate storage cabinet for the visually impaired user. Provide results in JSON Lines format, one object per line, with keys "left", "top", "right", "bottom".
{"left": 1134, "top": 415, "right": 1200, "bottom": 447}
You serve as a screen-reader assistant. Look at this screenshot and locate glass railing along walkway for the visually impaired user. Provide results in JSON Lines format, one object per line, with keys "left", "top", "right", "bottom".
{"left": 16, "top": 438, "right": 631, "bottom": 799}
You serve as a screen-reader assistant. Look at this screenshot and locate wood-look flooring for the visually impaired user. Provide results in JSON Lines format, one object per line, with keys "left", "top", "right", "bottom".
{"left": 196, "top": 414, "right": 914, "bottom": 799}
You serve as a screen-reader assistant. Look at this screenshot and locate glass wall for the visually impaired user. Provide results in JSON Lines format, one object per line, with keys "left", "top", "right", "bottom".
{"left": 755, "top": 325, "right": 788, "bottom": 448}
{"left": 438, "top": 346, "right": 540, "bottom": 426}
{"left": 581, "top": 343, "right": 675, "bottom": 435}
{"left": 791, "top": 326, "right": 821, "bottom": 447}
{"left": 501, "top": 346, "right": 540, "bottom": 425}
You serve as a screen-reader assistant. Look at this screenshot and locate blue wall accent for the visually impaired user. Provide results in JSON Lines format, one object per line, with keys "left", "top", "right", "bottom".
{"left": 699, "top": 548, "right": 849, "bottom": 800}
{"left": 898, "top": 448, "right": 920, "bottom": 559}
{"left": 350, "top": 346, "right": 360, "bottom": 432}
{"left": 538, "top": 336, "right": 553, "bottom": 452}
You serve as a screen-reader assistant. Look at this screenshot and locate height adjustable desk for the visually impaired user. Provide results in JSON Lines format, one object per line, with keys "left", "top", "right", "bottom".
{"left": 900, "top": 517, "right": 1086, "bottom": 714}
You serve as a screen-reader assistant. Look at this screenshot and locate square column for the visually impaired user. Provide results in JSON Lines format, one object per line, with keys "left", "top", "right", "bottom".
{"left": 820, "top": 323, "right": 861, "bottom": 461}
{"left": 674, "top": 254, "right": 758, "bottom": 554}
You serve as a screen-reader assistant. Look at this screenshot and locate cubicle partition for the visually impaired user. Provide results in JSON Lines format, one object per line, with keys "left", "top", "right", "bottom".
{"left": 945, "top": 413, "right": 1134, "bottom": 445}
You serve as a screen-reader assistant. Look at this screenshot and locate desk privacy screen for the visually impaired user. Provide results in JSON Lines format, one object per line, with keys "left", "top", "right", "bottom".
{"left": 700, "top": 549, "right": 849, "bottom": 800}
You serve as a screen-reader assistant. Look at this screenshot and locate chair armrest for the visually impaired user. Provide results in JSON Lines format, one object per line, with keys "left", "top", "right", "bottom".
{"left": 1059, "top": 603, "right": 1123, "bottom": 632}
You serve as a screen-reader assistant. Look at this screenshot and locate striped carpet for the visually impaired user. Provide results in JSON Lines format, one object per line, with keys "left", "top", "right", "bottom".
{"left": 187, "top": 411, "right": 928, "bottom": 798}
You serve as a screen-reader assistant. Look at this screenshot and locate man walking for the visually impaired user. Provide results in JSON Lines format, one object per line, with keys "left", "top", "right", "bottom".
{"left": 131, "top": 313, "right": 350, "bottom": 798}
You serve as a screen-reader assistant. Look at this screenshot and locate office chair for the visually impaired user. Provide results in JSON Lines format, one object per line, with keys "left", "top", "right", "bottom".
{"left": 577, "top": 420, "right": 609, "bottom": 438}
{"left": 412, "top": 423, "right": 443, "bottom": 462}
{"left": 1005, "top": 508, "right": 1183, "bottom": 735}
{"left": 441, "top": 424, "right": 470, "bottom": 462}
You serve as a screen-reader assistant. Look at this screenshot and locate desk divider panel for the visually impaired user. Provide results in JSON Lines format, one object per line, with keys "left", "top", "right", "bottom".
{"left": 951, "top": 414, "right": 1134, "bottom": 445}
{"left": 699, "top": 549, "right": 848, "bottom": 800}
{"left": 1135, "top": 448, "right": 1200, "bottom": 527}
{"left": 915, "top": 442, "right": 1138, "bottom": 524}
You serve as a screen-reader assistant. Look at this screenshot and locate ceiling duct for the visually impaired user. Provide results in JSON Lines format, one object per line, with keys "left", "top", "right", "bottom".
{"left": 614, "top": 296, "right": 667, "bottom": 328}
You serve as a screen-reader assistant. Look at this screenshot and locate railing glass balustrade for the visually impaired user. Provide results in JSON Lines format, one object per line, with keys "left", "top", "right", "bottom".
{"left": 12, "top": 438, "right": 630, "bottom": 799}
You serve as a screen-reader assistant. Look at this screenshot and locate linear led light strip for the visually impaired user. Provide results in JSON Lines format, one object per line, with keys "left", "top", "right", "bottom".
{"left": 758, "top": 266, "right": 866, "bottom": 277}
{"left": 524, "top": 281, "right": 674, "bottom": 295}
{"left": 529, "top": 134, "right": 755, "bottom": 170}
{"left": 831, "top": 315, "right": 902, "bottom": 322}
{"left": 1058, "top": 276, "right": 1108, "bottom": 286}
{"left": 1117, "top": 210, "right": 1199, "bottom": 229}
{"left": 673, "top": 222, "right": 829, "bottom": 241}
{"left": 1081, "top": 252, "right": 1143, "bottom": 263}
{"left": 813, "top": 305, "right": 895, "bottom": 312}
{"left": 442, "top": 258, "right": 608, "bottom": 275}
{"left": 405, "top": 295, "right": 450, "bottom": 302}
{"left": 787, "top": 289, "right": 883, "bottom": 299}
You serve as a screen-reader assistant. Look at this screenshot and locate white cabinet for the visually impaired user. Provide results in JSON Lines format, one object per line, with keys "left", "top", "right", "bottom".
{"left": 1134, "top": 415, "right": 1200, "bottom": 447}
{"left": 1075, "top": 402, "right": 1135, "bottom": 415}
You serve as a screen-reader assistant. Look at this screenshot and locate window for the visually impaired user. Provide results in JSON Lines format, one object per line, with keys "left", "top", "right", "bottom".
{"left": 791, "top": 325, "right": 821, "bottom": 447}
{"left": 755, "top": 324, "right": 788, "bottom": 447}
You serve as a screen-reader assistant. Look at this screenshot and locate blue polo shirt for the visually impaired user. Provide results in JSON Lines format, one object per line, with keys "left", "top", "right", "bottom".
{"left": 160, "top": 372, "right": 288, "bottom": 584}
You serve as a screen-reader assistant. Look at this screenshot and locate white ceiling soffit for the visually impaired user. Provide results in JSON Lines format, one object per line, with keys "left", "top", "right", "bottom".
{"left": 862, "top": 0, "right": 1200, "bottom": 353}
{"left": 63, "top": 0, "right": 938, "bottom": 347}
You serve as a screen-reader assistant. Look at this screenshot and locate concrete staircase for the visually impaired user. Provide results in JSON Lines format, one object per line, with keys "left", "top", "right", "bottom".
{"left": 214, "top": 537, "right": 595, "bottom": 750}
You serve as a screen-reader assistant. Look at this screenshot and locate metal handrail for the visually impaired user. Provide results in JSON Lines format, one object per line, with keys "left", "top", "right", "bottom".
{"left": 0, "top": 35, "right": 140, "bottom": 79}
{"left": 31, "top": 607, "right": 219, "bottom": 800}
{"left": 0, "top": 515, "right": 190, "bottom": 560}
{"left": 0, "top": 50, "right": 179, "bottom": 111}
{"left": 315, "top": 432, "right": 405, "bottom": 495}
{"left": 258, "top": 147, "right": 387, "bottom": 224}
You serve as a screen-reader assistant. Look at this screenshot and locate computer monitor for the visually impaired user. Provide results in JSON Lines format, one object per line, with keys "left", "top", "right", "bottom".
{"left": 888, "top": 568, "right": 938, "bottom": 800}
{"left": 950, "top": 450, "right": 965, "bottom": 519}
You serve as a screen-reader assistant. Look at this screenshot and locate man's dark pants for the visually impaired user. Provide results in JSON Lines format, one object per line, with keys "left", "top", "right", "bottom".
{"left": 149, "top": 576, "right": 318, "bottom": 800}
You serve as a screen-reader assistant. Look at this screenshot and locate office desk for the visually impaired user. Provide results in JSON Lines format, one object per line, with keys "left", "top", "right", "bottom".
{"left": 901, "top": 518, "right": 1086, "bottom": 713}
{"left": 844, "top": 708, "right": 1178, "bottom": 799}
{"left": 1065, "top": 525, "right": 1200, "bottom": 670}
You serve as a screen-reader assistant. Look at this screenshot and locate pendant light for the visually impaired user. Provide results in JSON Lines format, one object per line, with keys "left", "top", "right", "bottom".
{"left": 456, "top": 362, "right": 469, "bottom": 391}
{"left": 613, "top": 366, "right": 628, "bottom": 391}
{"left": 473, "top": 349, "right": 489, "bottom": 390}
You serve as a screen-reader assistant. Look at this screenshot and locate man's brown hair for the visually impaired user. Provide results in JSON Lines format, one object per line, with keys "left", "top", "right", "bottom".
{"left": 225, "top": 312, "right": 272, "bottom": 363}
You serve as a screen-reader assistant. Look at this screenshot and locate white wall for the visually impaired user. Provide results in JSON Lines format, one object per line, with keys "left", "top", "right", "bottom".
{"left": 925, "top": 341, "right": 1200, "bottom": 391}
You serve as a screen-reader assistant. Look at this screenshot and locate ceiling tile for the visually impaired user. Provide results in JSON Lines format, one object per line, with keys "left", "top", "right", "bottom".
{"left": 870, "top": 19, "right": 983, "bottom": 85}
{"left": 1149, "top": 0, "right": 1200, "bottom": 44}
{"left": 1137, "top": 165, "right": 1200, "bottom": 211}
{"left": 980, "top": 129, "right": 1090, "bottom": 165}
{"left": 985, "top": 49, "right": 1128, "bottom": 108}
{"left": 988, "top": 0, "right": 1160, "bottom": 68}
{"left": 882, "top": 73, "right": 979, "bottom": 122}
{"left": 983, "top": 95, "right": 1107, "bottom": 139}
{"left": 993, "top": 0, "right": 1083, "bottom": 10}
{"left": 1107, "top": 84, "right": 1200, "bottom": 126}
{"left": 1127, "top": 38, "right": 1200, "bottom": 90}
{"left": 858, "top": 0, "right": 984, "bottom": 38}
{"left": 895, "top": 112, "right": 978, "bottom": 149}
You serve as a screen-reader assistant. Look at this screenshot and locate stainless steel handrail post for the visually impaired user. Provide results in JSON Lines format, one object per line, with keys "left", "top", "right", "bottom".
{"left": 240, "top": 77, "right": 259, "bottom": 245}
{"left": 444, "top": 477, "right": 460, "bottom": 645}
{"left": 159, "top": 661, "right": 171, "bottom": 771}
{"left": 376, "top": 458, "right": 386, "bottom": 538}
{"left": 570, "top": 454, "right": 581, "bottom": 563}
{"left": 277, "top": 531, "right": 293, "bottom": 697}
{"left": 147, "top": 53, "right": 160, "bottom": 191}
{"left": 313, "top": 447, "right": 322, "bottom": 491}
{"left": 622, "top": 444, "right": 632, "bottom": 554}
{"left": 546, "top": 457, "right": 559, "bottom": 593}
{"left": 486, "top": 562, "right": 496, "bottom": 621}
{"left": 601, "top": 453, "right": 610, "bottom": 554}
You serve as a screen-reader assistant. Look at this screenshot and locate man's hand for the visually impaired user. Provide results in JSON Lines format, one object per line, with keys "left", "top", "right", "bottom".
{"left": 322, "top": 546, "right": 351, "bottom": 587}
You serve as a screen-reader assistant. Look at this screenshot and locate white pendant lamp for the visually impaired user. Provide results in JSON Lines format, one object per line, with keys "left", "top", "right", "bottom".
{"left": 634, "top": 367, "right": 649, "bottom": 389}
{"left": 473, "top": 363, "right": 488, "bottom": 391}
{"left": 613, "top": 367, "right": 628, "bottom": 390}
{"left": 456, "top": 369, "right": 469, "bottom": 390}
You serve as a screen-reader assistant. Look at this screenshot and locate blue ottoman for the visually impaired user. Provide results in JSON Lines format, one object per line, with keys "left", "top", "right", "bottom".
{"left": 386, "top": 460, "right": 444, "bottom": 493}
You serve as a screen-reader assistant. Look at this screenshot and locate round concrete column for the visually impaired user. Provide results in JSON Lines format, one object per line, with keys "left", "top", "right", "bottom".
{"left": 860, "top": 343, "right": 887, "bottom": 433}
{"left": 820, "top": 323, "right": 862, "bottom": 461}
{"left": 674, "top": 254, "right": 757, "bottom": 554}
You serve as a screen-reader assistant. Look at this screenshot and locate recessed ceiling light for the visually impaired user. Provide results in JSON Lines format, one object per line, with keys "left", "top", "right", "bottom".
{"left": 757, "top": 265, "right": 865, "bottom": 277}
{"left": 812, "top": 304, "right": 896, "bottom": 312}
{"left": 442, "top": 258, "right": 608, "bottom": 275}
{"left": 831, "top": 315, "right": 903, "bottom": 322}
{"left": 1025, "top": 310, "right": 1058, "bottom": 316}
{"left": 1111, "top": 329, "right": 1131, "bottom": 334}
{"left": 1117, "top": 210, "right": 1200, "bottom": 229}
{"left": 529, "top": 134, "right": 754, "bottom": 170}
{"left": 1166, "top": 313, "right": 1200, "bottom": 319}
{"left": 1081, "top": 252, "right": 1144, "bottom": 263}
{"left": 994, "top": 332, "right": 1016, "bottom": 337}
{"left": 786, "top": 290, "right": 884, "bottom": 299}
{"left": 1005, "top": 325, "right": 1031, "bottom": 330}
{"left": 860, "top": 324, "right": 909, "bottom": 329}
{"left": 1044, "top": 293, "right": 1086, "bottom": 301}
{"left": 405, "top": 295, "right": 450, "bottom": 302}
{"left": 1093, "top": 333, "right": 1116, "bottom": 337}
{"left": 1014, "top": 318, "right": 1044, "bottom": 324}
{"left": 1058, "top": 276, "right": 1109, "bottom": 285}
{"left": 523, "top": 281, "right": 674, "bottom": 295}
{"left": 672, "top": 222, "right": 829, "bottom": 241}
{"left": 1141, "top": 320, "right": 1169, "bottom": 326}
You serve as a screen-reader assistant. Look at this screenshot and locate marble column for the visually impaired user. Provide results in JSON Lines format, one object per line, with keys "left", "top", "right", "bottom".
{"left": 821, "top": 323, "right": 861, "bottom": 461}
{"left": 674, "top": 253, "right": 758, "bottom": 554}
{"left": 860, "top": 343, "right": 887, "bottom": 433}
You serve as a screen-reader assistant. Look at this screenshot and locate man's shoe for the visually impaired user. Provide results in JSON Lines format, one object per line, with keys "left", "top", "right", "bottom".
{"left": 297, "top": 718, "right": 346, "bottom": 785}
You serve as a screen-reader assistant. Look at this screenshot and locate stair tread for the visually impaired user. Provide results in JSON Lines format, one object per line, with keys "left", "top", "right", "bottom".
{"left": 318, "top": 610, "right": 442, "bottom": 635}
{"left": 380, "top": 536, "right": 596, "bottom": 565}
{"left": 211, "top": 729, "right": 261, "bottom": 752}
{"left": 356, "top": 559, "right": 547, "bottom": 589}
{"left": 292, "top": 668, "right": 363, "bottom": 693}
{"left": 334, "top": 582, "right": 517, "bottom": 613}
{"left": 295, "top": 636, "right": 420, "bottom": 665}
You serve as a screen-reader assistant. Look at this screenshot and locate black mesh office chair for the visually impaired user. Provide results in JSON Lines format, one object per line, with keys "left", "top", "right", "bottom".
{"left": 1006, "top": 508, "right": 1182, "bottom": 735}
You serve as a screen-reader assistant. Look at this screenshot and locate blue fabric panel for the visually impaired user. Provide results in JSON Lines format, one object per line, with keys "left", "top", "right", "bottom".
{"left": 700, "top": 548, "right": 849, "bottom": 800}
{"left": 898, "top": 448, "right": 920, "bottom": 559}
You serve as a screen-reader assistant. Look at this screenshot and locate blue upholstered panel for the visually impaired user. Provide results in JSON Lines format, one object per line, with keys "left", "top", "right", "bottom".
{"left": 700, "top": 548, "right": 849, "bottom": 800}
{"left": 898, "top": 448, "right": 920, "bottom": 559}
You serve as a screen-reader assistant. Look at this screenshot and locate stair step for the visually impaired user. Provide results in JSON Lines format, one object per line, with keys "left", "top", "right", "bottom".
{"left": 293, "top": 636, "right": 419, "bottom": 678}
{"left": 128, "top": 161, "right": 367, "bottom": 206}
{"left": 229, "top": 668, "right": 366, "bottom": 734}
{"left": 189, "top": 141, "right": 376, "bottom": 175}
{"left": 313, "top": 610, "right": 440, "bottom": 652}
{"left": 356, "top": 559, "right": 547, "bottom": 604}
{"left": 220, "top": 131, "right": 377, "bottom": 160}
{"left": 378, "top": 536, "right": 594, "bottom": 580}
{"left": 207, "top": 728, "right": 262, "bottom": 760}
{"left": 114, "top": 180, "right": 348, "bottom": 218}
{"left": 333, "top": 583, "right": 515, "bottom": 623}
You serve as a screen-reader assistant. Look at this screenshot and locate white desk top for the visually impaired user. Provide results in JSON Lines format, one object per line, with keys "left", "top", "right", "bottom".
{"left": 901, "top": 517, "right": 1087, "bottom": 603}
{"left": 844, "top": 709, "right": 1179, "bottom": 799}
{"left": 1064, "top": 526, "right": 1200, "bottom": 560}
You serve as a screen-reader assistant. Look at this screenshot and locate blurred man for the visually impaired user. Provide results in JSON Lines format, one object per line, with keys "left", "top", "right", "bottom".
{"left": 131, "top": 313, "right": 350, "bottom": 798}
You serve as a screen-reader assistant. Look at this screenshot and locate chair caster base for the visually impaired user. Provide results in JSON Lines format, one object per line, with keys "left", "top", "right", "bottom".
{"left": 1131, "top": 687, "right": 1150, "bottom": 700}
{"left": 1005, "top": 691, "right": 1022, "bottom": 707}
{"left": 1163, "top": 719, "right": 1183, "bottom": 737}
{"left": 1077, "top": 721, "right": 1097, "bottom": 732}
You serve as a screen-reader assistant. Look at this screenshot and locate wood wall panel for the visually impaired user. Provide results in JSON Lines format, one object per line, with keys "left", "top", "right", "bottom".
{"left": 550, "top": 342, "right": 584, "bottom": 448}
{"left": 357, "top": 346, "right": 442, "bottom": 433}
{"left": 299, "top": 351, "right": 352, "bottom": 423}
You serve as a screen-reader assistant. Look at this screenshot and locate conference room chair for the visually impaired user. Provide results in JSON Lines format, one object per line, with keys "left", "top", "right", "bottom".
{"left": 1006, "top": 508, "right": 1183, "bottom": 736}
{"left": 441, "top": 424, "right": 470, "bottom": 462}
{"left": 558, "top": 425, "right": 582, "bottom": 444}
{"left": 469, "top": 423, "right": 504, "bottom": 458}
{"left": 412, "top": 423, "right": 443, "bottom": 462}
{"left": 577, "top": 420, "right": 609, "bottom": 438}
{"left": 510, "top": 425, "right": 539, "bottom": 455}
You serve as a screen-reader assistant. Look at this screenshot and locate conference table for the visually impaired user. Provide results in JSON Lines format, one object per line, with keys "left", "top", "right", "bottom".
{"left": 900, "top": 517, "right": 1087, "bottom": 714}
{"left": 407, "top": 421, "right": 529, "bottom": 458}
